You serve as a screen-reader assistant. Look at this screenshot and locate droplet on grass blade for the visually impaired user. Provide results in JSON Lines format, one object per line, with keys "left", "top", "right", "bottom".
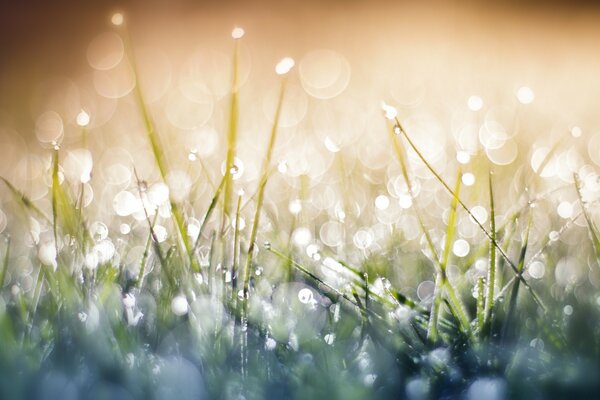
{"left": 76, "top": 109, "right": 90, "bottom": 127}
{"left": 231, "top": 27, "right": 245, "bottom": 39}
{"left": 275, "top": 57, "right": 295, "bottom": 75}
{"left": 111, "top": 12, "right": 124, "bottom": 26}
{"left": 297, "top": 288, "right": 314, "bottom": 305}
{"left": 171, "top": 295, "right": 188, "bottom": 316}
{"left": 381, "top": 101, "right": 398, "bottom": 120}
{"left": 38, "top": 242, "right": 57, "bottom": 271}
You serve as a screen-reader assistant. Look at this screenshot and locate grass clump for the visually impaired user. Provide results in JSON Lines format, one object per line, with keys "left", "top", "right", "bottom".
{"left": 0, "top": 19, "right": 600, "bottom": 400}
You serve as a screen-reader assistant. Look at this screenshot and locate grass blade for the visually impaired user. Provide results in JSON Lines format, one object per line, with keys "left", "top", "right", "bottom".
{"left": 242, "top": 73, "right": 289, "bottom": 297}
{"left": 484, "top": 171, "right": 496, "bottom": 330}
{"left": 573, "top": 173, "right": 600, "bottom": 262}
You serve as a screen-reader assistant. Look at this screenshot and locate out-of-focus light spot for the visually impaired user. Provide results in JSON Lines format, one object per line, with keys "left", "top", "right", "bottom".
{"left": 381, "top": 101, "right": 398, "bottom": 120}
{"left": 167, "top": 170, "right": 192, "bottom": 202}
{"left": 299, "top": 49, "right": 350, "bottom": 99}
{"left": 462, "top": 172, "right": 475, "bottom": 186}
{"left": 111, "top": 13, "right": 124, "bottom": 26}
{"left": 275, "top": 57, "right": 295, "bottom": 75}
{"left": 570, "top": 126, "right": 582, "bottom": 138}
{"left": 467, "top": 95, "right": 483, "bottom": 111}
{"left": 557, "top": 201, "right": 573, "bottom": 219}
{"left": 549, "top": 230, "right": 559, "bottom": 241}
{"left": 171, "top": 295, "right": 188, "bottom": 316}
{"left": 298, "top": 288, "right": 314, "bottom": 304}
{"left": 531, "top": 147, "right": 556, "bottom": 177}
{"left": 470, "top": 205, "right": 488, "bottom": 224}
{"left": 87, "top": 32, "right": 124, "bottom": 71}
{"left": 306, "top": 243, "right": 321, "bottom": 260}
{"left": 320, "top": 220, "right": 344, "bottom": 247}
{"left": 231, "top": 27, "right": 245, "bottom": 39}
{"left": 153, "top": 225, "right": 168, "bottom": 243}
{"left": 120, "top": 223, "right": 131, "bottom": 235}
{"left": 417, "top": 280, "right": 435, "bottom": 301}
{"left": 353, "top": 229, "right": 374, "bottom": 250}
{"left": 456, "top": 150, "right": 471, "bottom": 164}
{"left": 486, "top": 139, "right": 518, "bottom": 166}
{"left": 35, "top": 111, "right": 64, "bottom": 144}
{"left": 517, "top": 86, "right": 535, "bottom": 104}
{"left": 288, "top": 199, "right": 302, "bottom": 214}
{"left": 76, "top": 110, "right": 90, "bottom": 127}
{"left": 375, "top": 195, "right": 390, "bottom": 210}
{"left": 324, "top": 136, "right": 341, "bottom": 153}
{"left": 452, "top": 239, "right": 470, "bottom": 257}
{"left": 528, "top": 260, "right": 545, "bottom": 279}
{"left": 292, "top": 227, "right": 312, "bottom": 246}
{"left": 63, "top": 149, "right": 93, "bottom": 183}
{"left": 113, "top": 191, "right": 139, "bottom": 216}
{"left": 563, "top": 305, "right": 573, "bottom": 315}
{"left": 398, "top": 194, "right": 412, "bottom": 209}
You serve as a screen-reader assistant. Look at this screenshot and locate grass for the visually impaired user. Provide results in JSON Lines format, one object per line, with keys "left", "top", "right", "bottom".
{"left": 0, "top": 19, "right": 600, "bottom": 400}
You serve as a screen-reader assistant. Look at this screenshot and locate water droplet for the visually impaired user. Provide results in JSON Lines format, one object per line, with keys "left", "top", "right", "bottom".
{"left": 324, "top": 333, "right": 335, "bottom": 345}
{"left": 171, "top": 295, "right": 188, "bottom": 316}
{"left": 393, "top": 125, "right": 401, "bottom": 135}
{"left": 78, "top": 311, "right": 88, "bottom": 322}
{"left": 237, "top": 289, "right": 249, "bottom": 300}
{"left": 265, "top": 337, "right": 276, "bottom": 350}
{"left": 263, "top": 241, "right": 271, "bottom": 250}
{"left": 275, "top": 57, "right": 295, "bottom": 75}
{"left": 89, "top": 221, "right": 108, "bottom": 242}
{"left": 298, "top": 288, "right": 314, "bottom": 304}
{"left": 231, "top": 26, "right": 245, "bottom": 39}
{"left": 111, "top": 12, "right": 124, "bottom": 26}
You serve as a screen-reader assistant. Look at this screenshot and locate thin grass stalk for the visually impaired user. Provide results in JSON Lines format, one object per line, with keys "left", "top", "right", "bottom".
{"left": 221, "top": 34, "right": 242, "bottom": 237}
{"left": 190, "top": 173, "right": 227, "bottom": 269}
{"left": 231, "top": 193, "right": 243, "bottom": 299}
{"left": 136, "top": 213, "right": 159, "bottom": 289}
{"left": 573, "top": 173, "right": 600, "bottom": 262}
{"left": 122, "top": 27, "right": 193, "bottom": 267}
{"left": 242, "top": 74, "right": 288, "bottom": 297}
{"left": 0, "top": 236, "right": 10, "bottom": 290}
{"left": 476, "top": 277, "right": 485, "bottom": 334}
{"left": 502, "top": 211, "right": 533, "bottom": 342}
{"left": 484, "top": 172, "right": 496, "bottom": 328}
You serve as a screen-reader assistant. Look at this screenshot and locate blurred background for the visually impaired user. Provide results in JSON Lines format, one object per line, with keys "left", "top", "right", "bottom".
{"left": 1, "top": 0, "right": 600, "bottom": 264}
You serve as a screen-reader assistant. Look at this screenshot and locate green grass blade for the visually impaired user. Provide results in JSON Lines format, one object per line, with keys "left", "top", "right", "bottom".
{"left": 502, "top": 211, "right": 533, "bottom": 342}
{"left": 476, "top": 277, "right": 485, "bottom": 334}
{"left": 484, "top": 171, "right": 497, "bottom": 329}
{"left": 1, "top": 177, "right": 51, "bottom": 224}
{"left": 190, "top": 172, "right": 227, "bottom": 268}
{"left": 242, "top": 74, "right": 289, "bottom": 296}
{"left": 221, "top": 35, "right": 242, "bottom": 231}
{"left": 0, "top": 237, "right": 9, "bottom": 290}
{"left": 573, "top": 173, "right": 600, "bottom": 262}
